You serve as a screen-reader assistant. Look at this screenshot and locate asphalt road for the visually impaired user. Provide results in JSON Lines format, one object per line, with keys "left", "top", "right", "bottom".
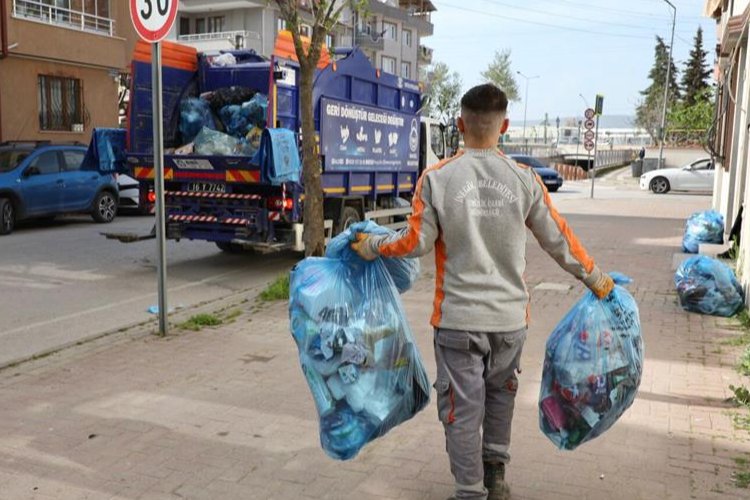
{"left": 0, "top": 214, "right": 299, "bottom": 367}
{"left": 0, "top": 170, "right": 711, "bottom": 368}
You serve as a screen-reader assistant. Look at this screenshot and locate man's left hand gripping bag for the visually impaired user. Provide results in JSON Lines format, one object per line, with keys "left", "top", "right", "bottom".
{"left": 289, "top": 231, "right": 431, "bottom": 460}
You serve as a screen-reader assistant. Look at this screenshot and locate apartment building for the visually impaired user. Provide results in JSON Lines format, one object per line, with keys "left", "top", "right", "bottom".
{"left": 0, "top": 0, "right": 139, "bottom": 142}
{"left": 705, "top": 0, "right": 750, "bottom": 297}
{"left": 172, "top": 0, "right": 435, "bottom": 81}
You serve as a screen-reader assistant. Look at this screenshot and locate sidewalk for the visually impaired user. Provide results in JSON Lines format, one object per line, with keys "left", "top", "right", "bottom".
{"left": 1, "top": 190, "right": 749, "bottom": 500}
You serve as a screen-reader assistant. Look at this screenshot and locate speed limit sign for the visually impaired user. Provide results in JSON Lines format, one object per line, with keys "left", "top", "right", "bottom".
{"left": 130, "top": 0, "right": 179, "bottom": 42}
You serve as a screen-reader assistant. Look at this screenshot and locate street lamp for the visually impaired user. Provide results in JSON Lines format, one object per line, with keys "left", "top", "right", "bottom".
{"left": 517, "top": 71, "right": 540, "bottom": 145}
{"left": 658, "top": 0, "right": 677, "bottom": 169}
{"left": 579, "top": 93, "right": 590, "bottom": 109}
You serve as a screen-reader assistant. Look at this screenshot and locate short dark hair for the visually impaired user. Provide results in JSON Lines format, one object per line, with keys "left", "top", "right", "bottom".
{"left": 461, "top": 84, "right": 509, "bottom": 114}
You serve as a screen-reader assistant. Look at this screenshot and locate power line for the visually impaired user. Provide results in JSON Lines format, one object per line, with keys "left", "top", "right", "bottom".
{"left": 472, "top": 0, "right": 700, "bottom": 32}
{"left": 534, "top": 0, "right": 707, "bottom": 21}
{"left": 434, "top": 1, "right": 679, "bottom": 40}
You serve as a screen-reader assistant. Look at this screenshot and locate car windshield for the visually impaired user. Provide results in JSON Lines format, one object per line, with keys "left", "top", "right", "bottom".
{"left": 0, "top": 148, "right": 32, "bottom": 173}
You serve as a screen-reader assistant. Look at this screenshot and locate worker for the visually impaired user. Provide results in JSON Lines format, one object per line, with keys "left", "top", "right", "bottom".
{"left": 352, "top": 83, "right": 614, "bottom": 500}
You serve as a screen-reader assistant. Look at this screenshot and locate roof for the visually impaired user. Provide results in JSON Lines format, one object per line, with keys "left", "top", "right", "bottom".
{"left": 704, "top": 0, "right": 722, "bottom": 18}
{"left": 398, "top": 0, "right": 437, "bottom": 13}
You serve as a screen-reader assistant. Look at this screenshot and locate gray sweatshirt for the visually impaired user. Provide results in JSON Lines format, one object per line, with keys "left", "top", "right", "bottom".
{"left": 363, "top": 148, "right": 610, "bottom": 333}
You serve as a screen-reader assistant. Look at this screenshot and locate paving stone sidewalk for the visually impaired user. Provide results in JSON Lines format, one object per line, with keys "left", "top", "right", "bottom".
{"left": 1, "top": 192, "right": 749, "bottom": 500}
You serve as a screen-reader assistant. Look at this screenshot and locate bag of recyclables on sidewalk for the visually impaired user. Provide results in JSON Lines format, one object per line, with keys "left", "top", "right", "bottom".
{"left": 675, "top": 256, "right": 744, "bottom": 317}
{"left": 683, "top": 210, "right": 724, "bottom": 254}
{"left": 289, "top": 222, "right": 429, "bottom": 460}
{"left": 539, "top": 273, "right": 643, "bottom": 451}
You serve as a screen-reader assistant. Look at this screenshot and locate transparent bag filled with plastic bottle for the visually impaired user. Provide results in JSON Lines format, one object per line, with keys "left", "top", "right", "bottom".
{"left": 538, "top": 273, "right": 643, "bottom": 451}
{"left": 675, "top": 255, "right": 744, "bottom": 317}
{"left": 683, "top": 210, "right": 724, "bottom": 254}
{"left": 289, "top": 229, "right": 430, "bottom": 460}
{"left": 325, "top": 220, "right": 421, "bottom": 294}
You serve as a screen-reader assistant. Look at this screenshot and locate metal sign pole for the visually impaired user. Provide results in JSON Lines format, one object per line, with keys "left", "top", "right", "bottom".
{"left": 590, "top": 115, "right": 600, "bottom": 199}
{"left": 152, "top": 41, "right": 168, "bottom": 336}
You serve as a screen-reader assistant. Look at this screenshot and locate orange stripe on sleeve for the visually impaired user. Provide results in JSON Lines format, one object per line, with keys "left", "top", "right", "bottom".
{"left": 378, "top": 152, "right": 464, "bottom": 258}
{"left": 532, "top": 174, "right": 595, "bottom": 273}
{"left": 430, "top": 231, "right": 448, "bottom": 327}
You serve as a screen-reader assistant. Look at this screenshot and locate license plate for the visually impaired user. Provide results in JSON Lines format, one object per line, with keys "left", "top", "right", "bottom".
{"left": 544, "top": 179, "right": 557, "bottom": 185}
{"left": 188, "top": 182, "right": 226, "bottom": 193}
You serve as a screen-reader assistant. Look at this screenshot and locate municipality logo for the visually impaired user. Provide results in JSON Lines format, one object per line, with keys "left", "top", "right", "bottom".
{"left": 409, "top": 119, "right": 418, "bottom": 153}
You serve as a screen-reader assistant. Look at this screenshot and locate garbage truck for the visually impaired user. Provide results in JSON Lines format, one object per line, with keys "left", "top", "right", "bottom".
{"left": 105, "top": 39, "right": 450, "bottom": 253}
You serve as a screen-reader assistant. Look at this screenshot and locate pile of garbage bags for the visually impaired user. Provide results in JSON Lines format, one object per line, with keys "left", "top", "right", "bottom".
{"left": 178, "top": 86, "right": 268, "bottom": 157}
{"left": 289, "top": 222, "right": 429, "bottom": 460}
{"left": 675, "top": 256, "right": 744, "bottom": 317}
{"left": 539, "top": 273, "right": 643, "bottom": 451}
{"left": 683, "top": 210, "right": 724, "bottom": 254}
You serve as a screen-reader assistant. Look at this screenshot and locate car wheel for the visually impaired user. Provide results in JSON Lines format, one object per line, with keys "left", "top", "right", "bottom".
{"left": 337, "top": 206, "right": 361, "bottom": 235}
{"left": 650, "top": 177, "right": 670, "bottom": 194}
{"left": 92, "top": 191, "right": 118, "bottom": 223}
{"left": 0, "top": 198, "right": 15, "bottom": 235}
{"left": 216, "top": 241, "right": 244, "bottom": 253}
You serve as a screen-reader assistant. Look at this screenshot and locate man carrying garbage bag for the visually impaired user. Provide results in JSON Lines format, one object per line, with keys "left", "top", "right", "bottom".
{"left": 352, "top": 84, "right": 614, "bottom": 500}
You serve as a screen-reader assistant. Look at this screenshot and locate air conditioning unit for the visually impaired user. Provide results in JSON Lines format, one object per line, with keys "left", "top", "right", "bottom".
{"left": 72, "top": 123, "right": 84, "bottom": 133}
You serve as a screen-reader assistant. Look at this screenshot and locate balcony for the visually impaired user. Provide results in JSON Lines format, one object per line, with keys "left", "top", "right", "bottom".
{"left": 178, "top": 30, "right": 263, "bottom": 53}
{"left": 355, "top": 28, "right": 385, "bottom": 51}
{"left": 12, "top": 0, "right": 115, "bottom": 36}
{"left": 418, "top": 45, "right": 432, "bottom": 64}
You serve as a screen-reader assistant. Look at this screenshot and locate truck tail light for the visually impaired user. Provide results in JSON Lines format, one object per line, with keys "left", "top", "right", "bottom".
{"left": 147, "top": 191, "right": 156, "bottom": 204}
{"left": 268, "top": 197, "right": 293, "bottom": 211}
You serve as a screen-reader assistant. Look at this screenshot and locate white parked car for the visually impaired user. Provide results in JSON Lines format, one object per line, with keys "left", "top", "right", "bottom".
{"left": 640, "top": 158, "right": 715, "bottom": 194}
{"left": 116, "top": 173, "right": 153, "bottom": 214}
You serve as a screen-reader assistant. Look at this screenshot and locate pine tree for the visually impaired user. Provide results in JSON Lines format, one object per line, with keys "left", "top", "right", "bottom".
{"left": 681, "top": 27, "right": 711, "bottom": 106}
{"left": 636, "top": 36, "right": 681, "bottom": 142}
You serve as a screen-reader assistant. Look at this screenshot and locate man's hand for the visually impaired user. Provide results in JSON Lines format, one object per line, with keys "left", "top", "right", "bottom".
{"left": 592, "top": 273, "right": 615, "bottom": 300}
{"left": 351, "top": 233, "right": 379, "bottom": 261}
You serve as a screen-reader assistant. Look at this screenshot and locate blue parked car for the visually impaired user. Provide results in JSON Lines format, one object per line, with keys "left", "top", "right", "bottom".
{"left": 0, "top": 142, "right": 119, "bottom": 235}
{"left": 508, "top": 154, "right": 564, "bottom": 192}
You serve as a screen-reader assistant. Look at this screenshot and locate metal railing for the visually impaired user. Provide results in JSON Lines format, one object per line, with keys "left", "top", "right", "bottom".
{"left": 13, "top": 0, "right": 115, "bottom": 36}
{"left": 178, "top": 30, "right": 261, "bottom": 43}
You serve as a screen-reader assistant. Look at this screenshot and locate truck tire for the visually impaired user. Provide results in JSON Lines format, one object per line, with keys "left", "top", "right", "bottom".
{"left": 0, "top": 198, "right": 15, "bottom": 235}
{"left": 92, "top": 191, "right": 118, "bottom": 223}
{"left": 337, "top": 206, "right": 361, "bottom": 234}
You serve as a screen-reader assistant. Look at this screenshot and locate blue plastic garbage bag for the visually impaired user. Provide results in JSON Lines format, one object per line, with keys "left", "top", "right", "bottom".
{"left": 683, "top": 210, "right": 724, "bottom": 254}
{"left": 219, "top": 105, "right": 249, "bottom": 138}
{"left": 242, "top": 94, "right": 268, "bottom": 128}
{"left": 289, "top": 237, "right": 430, "bottom": 460}
{"left": 326, "top": 220, "right": 420, "bottom": 294}
{"left": 675, "top": 256, "right": 744, "bottom": 317}
{"left": 538, "top": 273, "right": 643, "bottom": 451}
{"left": 256, "top": 128, "right": 301, "bottom": 185}
{"left": 180, "top": 98, "right": 216, "bottom": 144}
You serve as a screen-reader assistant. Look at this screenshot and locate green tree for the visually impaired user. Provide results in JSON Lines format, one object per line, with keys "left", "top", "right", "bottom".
{"left": 669, "top": 87, "right": 715, "bottom": 131}
{"left": 421, "top": 62, "right": 463, "bottom": 123}
{"left": 636, "top": 36, "right": 681, "bottom": 142}
{"left": 274, "top": 0, "right": 363, "bottom": 256}
{"left": 480, "top": 49, "right": 520, "bottom": 102}
{"left": 681, "top": 27, "right": 712, "bottom": 106}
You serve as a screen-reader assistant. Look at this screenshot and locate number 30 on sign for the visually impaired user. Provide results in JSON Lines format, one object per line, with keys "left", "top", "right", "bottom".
{"left": 130, "top": 0, "right": 179, "bottom": 43}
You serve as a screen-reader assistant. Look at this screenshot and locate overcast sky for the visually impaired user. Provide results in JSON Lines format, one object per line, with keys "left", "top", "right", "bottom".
{"left": 427, "top": 0, "right": 716, "bottom": 122}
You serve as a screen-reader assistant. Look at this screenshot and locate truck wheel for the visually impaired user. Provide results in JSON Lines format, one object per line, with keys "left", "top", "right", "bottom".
{"left": 337, "top": 206, "right": 361, "bottom": 234}
{"left": 0, "top": 198, "right": 15, "bottom": 235}
{"left": 92, "top": 191, "right": 118, "bottom": 223}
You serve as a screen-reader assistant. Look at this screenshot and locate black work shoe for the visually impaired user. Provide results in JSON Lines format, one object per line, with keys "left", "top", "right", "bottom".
{"left": 484, "top": 461, "right": 511, "bottom": 500}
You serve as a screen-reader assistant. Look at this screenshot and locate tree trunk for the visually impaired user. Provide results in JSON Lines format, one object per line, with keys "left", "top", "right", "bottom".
{"left": 299, "top": 63, "right": 326, "bottom": 257}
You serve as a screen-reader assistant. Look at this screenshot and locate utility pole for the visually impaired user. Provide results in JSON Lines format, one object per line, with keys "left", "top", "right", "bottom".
{"left": 658, "top": 0, "right": 676, "bottom": 169}
{"left": 517, "top": 71, "right": 539, "bottom": 147}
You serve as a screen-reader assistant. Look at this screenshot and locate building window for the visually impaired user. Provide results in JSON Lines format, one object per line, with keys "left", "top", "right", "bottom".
{"left": 326, "top": 33, "right": 335, "bottom": 48}
{"left": 381, "top": 56, "right": 397, "bottom": 74}
{"left": 403, "top": 29, "right": 412, "bottom": 47}
{"left": 277, "top": 18, "right": 287, "bottom": 32}
{"left": 300, "top": 24, "right": 312, "bottom": 37}
{"left": 38, "top": 75, "right": 83, "bottom": 132}
{"left": 179, "top": 17, "right": 190, "bottom": 36}
{"left": 208, "top": 16, "right": 224, "bottom": 33}
{"left": 196, "top": 18, "right": 206, "bottom": 34}
{"left": 383, "top": 22, "right": 397, "bottom": 41}
{"left": 401, "top": 61, "right": 411, "bottom": 79}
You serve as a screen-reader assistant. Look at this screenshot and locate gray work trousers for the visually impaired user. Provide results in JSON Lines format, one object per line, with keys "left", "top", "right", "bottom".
{"left": 434, "top": 328, "right": 527, "bottom": 500}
